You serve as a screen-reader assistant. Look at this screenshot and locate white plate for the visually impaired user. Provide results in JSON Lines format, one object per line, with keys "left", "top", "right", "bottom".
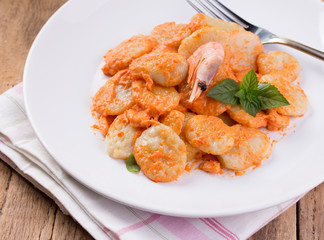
{"left": 23, "top": 0, "right": 324, "bottom": 217}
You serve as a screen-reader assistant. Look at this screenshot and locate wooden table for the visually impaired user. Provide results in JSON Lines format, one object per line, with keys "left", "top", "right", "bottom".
{"left": 0, "top": 0, "right": 323, "bottom": 239}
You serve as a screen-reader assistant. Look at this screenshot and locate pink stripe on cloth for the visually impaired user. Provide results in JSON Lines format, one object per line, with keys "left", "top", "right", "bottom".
{"left": 200, "top": 218, "right": 228, "bottom": 239}
{"left": 157, "top": 216, "right": 211, "bottom": 240}
{"left": 211, "top": 218, "right": 239, "bottom": 240}
{"left": 116, "top": 214, "right": 160, "bottom": 237}
{"left": 103, "top": 227, "right": 120, "bottom": 239}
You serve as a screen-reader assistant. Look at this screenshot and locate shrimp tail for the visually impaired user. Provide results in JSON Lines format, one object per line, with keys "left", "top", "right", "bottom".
{"left": 187, "top": 42, "right": 224, "bottom": 103}
{"left": 189, "top": 80, "right": 203, "bottom": 102}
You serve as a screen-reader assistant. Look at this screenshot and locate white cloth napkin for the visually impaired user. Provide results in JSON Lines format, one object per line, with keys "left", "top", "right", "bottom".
{"left": 0, "top": 83, "right": 304, "bottom": 240}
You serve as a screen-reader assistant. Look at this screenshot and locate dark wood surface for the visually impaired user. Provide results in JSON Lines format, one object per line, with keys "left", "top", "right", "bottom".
{"left": 0, "top": 0, "right": 323, "bottom": 239}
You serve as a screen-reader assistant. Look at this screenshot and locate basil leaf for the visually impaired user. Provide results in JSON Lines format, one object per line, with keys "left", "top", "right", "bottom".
{"left": 257, "top": 82, "right": 271, "bottom": 91}
{"left": 240, "top": 97, "right": 261, "bottom": 117}
{"left": 234, "top": 88, "right": 246, "bottom": 99}
{"left": 240, "top": 69, "right": 258, "bottom": 90}
{"left": 205, "top": 69, "right": 290, "bottom": 116}
{"left": 246, "top": 89, "right": 261, "bottom": 102}
{"left": 126, "top": 153, "right": 140, "bottom": 173}
{"left": 258, "top": 83, "right": 290, "bottom": 109}
{"left": 207, "top": 79, "right": 240, "bottom": 105}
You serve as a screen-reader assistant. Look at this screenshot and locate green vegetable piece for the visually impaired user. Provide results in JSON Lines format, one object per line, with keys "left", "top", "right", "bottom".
{"left": 206, "top": 69, "right": 290, "bottom": 117}
{"left": 257, "top": 83, "right": 290, "bottom": 109}
{"left": 234, "top": 88, "right": 246, "bottom": 99}
{"left": 126, "top": 153, "right": 140, "bottom": 173}
{"left": 240, "top": 69, "right": 258, "bottom": 90}
{"left": 240, "top": 97, "right": 261, "bottom": 117}
{"left": 207, "top": 79, "right": 240, "bottom": 105}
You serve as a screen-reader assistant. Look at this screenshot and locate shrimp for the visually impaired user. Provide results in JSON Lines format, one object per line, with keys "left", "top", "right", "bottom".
{"left": 218, "top": 125, "right": 271, "bottom": 171}
{"left": 134, "top": 124, "right": 187, "bottom": 182}
{"left": 257, "top": 51, "right": 300, "bottom": 82}
{"left": 131, "top": 80, "right": 180, "bottom": 116}
{"left": 178, "top": 81, "right": 227, "bottom": 117}
{"left": 265, "top": 109, "right": 290, "bottom": 131}
{"left": 189, "top": 13, "right": 244, "bottom": 32}
{"left": 228, "top": 30, "right": 264, "bottom": 72}
{"left": 159, "top": 110, "right": 185, "bottom": 135}
{"left": 129, "top": 51, "right": 188, "bottom": 88}
{"left": 92, "top": 70, "right": 135, "bottom": 116}
{"left": 227, "top": 105, "right": 267, "bottom": 128}
{"left": 184, "top": 115, "right": 235, "bottom": 155}
{"left": 260, "top": 74, "right": 309, "bottom": 116}
{"left": 178, "top": 26, "right": 235, "bottom": 87}
{"left": 187, "top": 42, "right": 225, "bottom": 102}
{"left": 151, "top": 22, "right": 192, "bottom": 48}
{"left": 178, "top": 26, "right": 229, "bottom": 59}
{"left": 105, "top": 114, "right": 142, "bottom": 160}
{"left": 102, "top": 35, "right": 158, "bottom": 76}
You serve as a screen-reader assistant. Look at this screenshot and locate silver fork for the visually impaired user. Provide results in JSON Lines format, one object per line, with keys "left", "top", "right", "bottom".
{"left": 187, "top": 0, "right": 324, "bottom": 61}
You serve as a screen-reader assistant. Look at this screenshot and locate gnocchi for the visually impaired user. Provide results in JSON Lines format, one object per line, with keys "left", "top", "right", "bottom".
{"left": 91, "top": 13, "right": 308, "bottom": 182}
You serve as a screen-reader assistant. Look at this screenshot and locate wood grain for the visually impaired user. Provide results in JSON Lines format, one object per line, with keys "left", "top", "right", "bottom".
{"left": 0, "top": 161, "right": 56, "bottom": 239}
{"left": 0, "top": 0, "right": 92, "bottom": 239}
{"left": 298, "top": 186, "right": 324, "bottom": 240}
{"left": 0, "top": 0, "right": 323, "bottom": 239}
{"left": 52, "top": 210, "right": 91, "bottom": 240}
{"left": 249, "top": 205, "right": 297, "bottom": 240}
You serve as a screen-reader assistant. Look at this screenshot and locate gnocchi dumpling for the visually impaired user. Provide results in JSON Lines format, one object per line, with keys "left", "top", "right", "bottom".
{"left": 260, "top": 74, "right": 309, "bottom": 116}
{"left": 105, "top": 115, "right": 141, "bottom": 160}
{"left": 218, "top": 125, "right": 271, "bottom": 171}
{"left": 102, "top": 35, "right": 158, "bottom": 76}
{"left": 131, "top": 80, "right": 180, "bottom": 116}
{"left": 228, "top": 30, "right": 264, "bottom": 72}
{"left": 184, "top": 115, "right": 235, "bottom": 155}
{"left": 92, "top": 70, "right": 135, "bottom": 116}
{"left": 179, "top": 112, "right": 201, "bottom": 162}
{"left": 226, "top": 105, "right": 267, "bottom": 128}
{"left": 257, "top": 51, "right": 300, "bottom": 82}
{"left": 159, "top": 110, "right": 185, "bottom": 135}
{"left": 189, "top": 13, "right": 244, "bottom": 32}
{"left": 130, "top": 52, "right": 188, "bottom": 87}
{"left": 134, "top": 124, "right": 187, "bottom": 182}
{"left": 178, "top": 26, "right": 229, "bottom": 59}
{"left": 151, "top": 22, "right": 192, "bottom": 47}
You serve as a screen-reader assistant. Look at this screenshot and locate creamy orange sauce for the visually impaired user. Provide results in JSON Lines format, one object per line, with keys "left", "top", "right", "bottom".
{"left": 90, "top": 13, "right": 308, "bottom": 182}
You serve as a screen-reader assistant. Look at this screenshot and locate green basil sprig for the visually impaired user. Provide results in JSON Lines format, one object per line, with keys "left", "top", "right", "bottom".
{"left": 126, "top": 153, "right": 140, "bottom": 173}
{"left": 207, "top": 69, "right": 290, "bottom": 117}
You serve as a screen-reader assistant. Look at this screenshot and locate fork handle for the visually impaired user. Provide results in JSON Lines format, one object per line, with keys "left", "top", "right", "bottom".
{"left": 265, "top": 37, "right": 324, "bottom": 61}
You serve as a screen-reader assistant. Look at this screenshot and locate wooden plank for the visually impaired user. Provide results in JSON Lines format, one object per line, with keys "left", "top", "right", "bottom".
{"left": 0, "top": 0, "right": 91, "bottom": 239}
{"left": 0, "top": 162, "right": 12, "bottom": 214}
{"left": 0, "top": 163, "right": 56, "bottom": 239}
{"left": 52, "top": 209, "right": 93, "bottom": 240}
{"left": 0, "top": 0, "right": 67, "bottom": 91}
{"left": 248, "top": 204, "right": 297, "bottom": 240}
{"left": 298, "top": 182, "right": 324, "bottom": 240}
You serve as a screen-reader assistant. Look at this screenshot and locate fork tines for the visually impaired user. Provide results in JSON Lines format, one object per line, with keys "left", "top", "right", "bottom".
{"left": 186, "top": 0, "right": 250, "bottom": 29}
